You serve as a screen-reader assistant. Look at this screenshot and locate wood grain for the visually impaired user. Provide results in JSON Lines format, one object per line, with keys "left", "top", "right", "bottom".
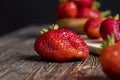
{"left": 0, "top": 25, "right": 111, "bottom": 80}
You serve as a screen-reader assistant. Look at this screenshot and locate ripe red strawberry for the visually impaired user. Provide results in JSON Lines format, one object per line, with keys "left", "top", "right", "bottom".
{"left": 84, "top": 18, "right": 102, "bottom": 39}
{"left": 74, "top": 0, "right": 94, "bottom": 8}
{"left": 117, "top": 19, "right": 120, "bottom": 26}
{"left": 57, "top": 1, "right": 78, "bottom": 18}
{"left": 100, "top": 35, "right": 120, "bottom": 79}
{"left": 77, "top": 7, "right": 101, "bottom": 18}
{"left": 100, "top": 18, "right": 120, "bottom": 42}
{"left": 34, "top": 25, "right": 89, "bottom": 62}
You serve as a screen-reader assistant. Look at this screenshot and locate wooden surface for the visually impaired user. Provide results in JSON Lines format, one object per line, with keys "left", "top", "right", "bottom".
{"left": 0, "top": 24, "right": 111, "bottom": 80}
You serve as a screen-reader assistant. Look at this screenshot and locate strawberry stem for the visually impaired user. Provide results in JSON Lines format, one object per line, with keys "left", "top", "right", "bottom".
{"left": 114, "top": 14, "right": 119, "bottom": 20}
{"left": 102, "top": 40, "right": 107, "bottom": 49}
{"left": 91, "top": 1, "right": 101, "bottom": 9}
{"left": 101, "top": 10, "right": 112, "bottom": 18}
{"left": 108, "top": 34, "right": 115, "bottom": 46}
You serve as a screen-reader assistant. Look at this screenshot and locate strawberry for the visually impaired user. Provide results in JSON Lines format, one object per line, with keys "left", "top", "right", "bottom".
{"left": 74, "top": 0, "right": 94, "bottom": 8}
{"left": 100, "top": 35, "right": 120, "bottom": 79}
{"left": 57, "top": 1, "right": 78, "bottom": 18}
{"left": 116, "top": 14, "right": 120, "bottom": 28}
{"left": 84, "top": 18, "right": 102, "bottom": 39}
{"left": 68, "top": 0, "right": 94, "bottom": 8}
{"left": 34, "top": 24, "right": 89, "bottom": 62}
{"left": 100, "top": 18, "right": 120, "bottom": 42}
{"left": 117, "top": 19, "right": 120, "bottom": 27}
{"left": 117, "top": 19, "right": 120, "bottom": 26}
{"left": 77, "top": 7, "right": 101, "bottom": 19}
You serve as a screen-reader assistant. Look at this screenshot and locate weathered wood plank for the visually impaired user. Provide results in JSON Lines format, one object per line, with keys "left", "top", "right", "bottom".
{"left": 0, "top": 24, "right": 49, "bottom": 54}
{"left": 0, "top": 39, "right": 37, "bottom": 77}
{"left": 0, "top": 25, "right": 38, "bottom": 54}
{"left": 33, "top": 55, "right": 111, "bottom": 80}
{"left": 0, "top": 25, "right": 49, "bottom": 78}
{"left": 0, "top": 25, "right": 111, "bottom": 80}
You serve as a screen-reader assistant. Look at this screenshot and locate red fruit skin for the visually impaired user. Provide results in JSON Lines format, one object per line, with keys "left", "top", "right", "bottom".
{"left": 117, "top": 19, "right": 120, "bottom": 26}
{"left": 75, "top": 0, "right": 94, "bottom": 8}
{"left": 100, "top": 18, "right": 120, "bottom": 42}
{"left": 34, "top": 29, "right": 89, "bottom": 62}
{"left": 84, "top": 18, "right": 102, "bottom": 39}
{"left": 57, "top": 1, "right": 78, "bottom": 18}
{"left": 100, "top": 41, "right": 120, "bottom": 79}
{"left": 77, "top": 7, "right": 101, "bottom": 19}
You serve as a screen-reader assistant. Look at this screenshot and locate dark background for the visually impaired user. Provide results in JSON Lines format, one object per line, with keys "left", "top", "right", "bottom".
{"left": 0, "top": 0, "right": 120, "bottom": 36}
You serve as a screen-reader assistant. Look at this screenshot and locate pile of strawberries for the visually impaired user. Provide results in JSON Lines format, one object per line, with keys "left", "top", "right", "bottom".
{"left": 57, "top": 0, "right": 101, "bottom": 19}
{"left": 57, "top": 0, "right": 120, "bottom": 42}
{"left": 56, "top": 0, "right": 103, "bottom": 39}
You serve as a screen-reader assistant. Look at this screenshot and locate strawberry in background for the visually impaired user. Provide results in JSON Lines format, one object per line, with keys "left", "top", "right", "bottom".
{"left": 57, "top": 1, "right": 78, "bottom": 18}
{"left": 100, "top": 15, "right": 120, "bottom": 42}
{"left": 77, "top": 7, "right": 101, "bottom": 18}
{"left": 56, "top": 0, "right": 111, "bottom": 35}
{"left": 100, "top": 35, "right": 120, "bottom": 80}
{"left": 57, "top": 0, "right": 101, "bottom": 19}
{"left": 69, "top": 0, "right": 94, "bottom": 8}
{"left": 84, "top": 18, "right": 102, "bottom": 39}
{"left": 73, "top": 0, "right": 94, "bottom": 8}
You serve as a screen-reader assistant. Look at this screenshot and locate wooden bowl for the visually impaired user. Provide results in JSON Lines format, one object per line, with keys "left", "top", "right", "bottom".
{"left": 55, "top": 18, "right": 88, "bottom": 34}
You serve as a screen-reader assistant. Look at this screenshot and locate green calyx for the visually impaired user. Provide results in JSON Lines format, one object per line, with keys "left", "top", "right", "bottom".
{"left": 103, "top": 14, "right": 119, "bottom": 20}
{"left": 59, "top": 0, "right": 68, "bottom": 4}
{"left": 91, "top": 1, "right": 101, "bottom": 9}
{"left": 91, "top": 0, "right": 111, "bottom": 18}
{"left": 114, "top": 14, "right": 119, "bottom": 20}
{"left": 40, "top": 24, "right": 59, "bottom": 34}
{"left": 49, "top": 24, "right": 59, "bottom": 30}
{"left": 102, "top": 34, "right": 115, "bottom": 49}
{"left": 101, "top": 10, "right": 112, "bottom": 18}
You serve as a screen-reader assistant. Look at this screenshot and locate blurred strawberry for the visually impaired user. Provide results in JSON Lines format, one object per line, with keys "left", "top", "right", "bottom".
{"left": 84, "top": 18, "right": 102, "bottom": 39}
{"left": 57, "top": 1, "right": 78, "bottom": 18}
{"left": 100, "top": 18, "right": 120, "bottom": 42}
{"left": 116, "top": 15, "right": 120, "bottom": 26}
{"left": 75, "top": 0, "right": 94, "bottom": 8}
{"left": 100, "top": 35, "right": 120, "bottom": 79}
{"left": 34, "top": 24, "right": 89, "bottom": 62}
{"left": 117, "top": 19, "right": 120, "bottom": 26}
{"left": 77, "top": 7, "right": 101, "bottom": 18}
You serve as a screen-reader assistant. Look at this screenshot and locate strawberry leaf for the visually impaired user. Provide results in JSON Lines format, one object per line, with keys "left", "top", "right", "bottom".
{"left": 101, "top": 10, "right": 112, "bottom": 18}
{"left": 114, "top": 14, "right": 119, "bottom": 20}
{"left": 101, "top": 34, "right": 115, "bottom": 48}
{"left": 40, "top": 24, "right": 59, "bottom": 34}
{"left": 91, "top": 1, "right": 101, "bottom": 9}
{"left": 59, "top": 0, "right": 68, "bottom": 4}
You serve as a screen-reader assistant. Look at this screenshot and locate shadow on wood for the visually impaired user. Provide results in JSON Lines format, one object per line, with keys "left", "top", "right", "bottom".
{"left": 19, "top": 54, "right": 85, "bottom": 63}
